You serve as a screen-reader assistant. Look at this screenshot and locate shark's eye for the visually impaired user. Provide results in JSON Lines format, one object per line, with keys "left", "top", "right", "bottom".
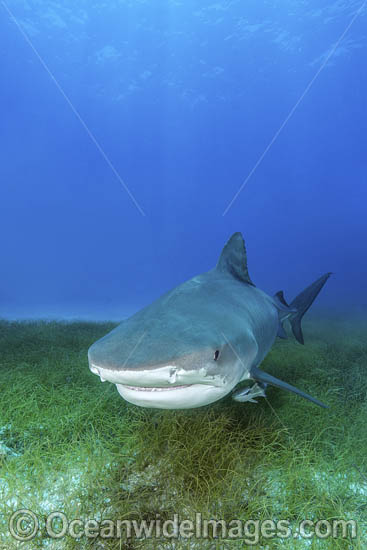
{"left": 214, "top": 350, "right": 220, "bottom": 361}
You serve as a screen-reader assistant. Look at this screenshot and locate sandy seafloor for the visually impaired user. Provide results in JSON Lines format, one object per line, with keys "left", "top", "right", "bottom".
{"left": 0, "top": 311, "right": 366, "bottom": 550}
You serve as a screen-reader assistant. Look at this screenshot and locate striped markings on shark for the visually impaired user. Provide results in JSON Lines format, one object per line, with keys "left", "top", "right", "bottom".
{"left": 88, "top": 232, "right": 331, "bottom": 410}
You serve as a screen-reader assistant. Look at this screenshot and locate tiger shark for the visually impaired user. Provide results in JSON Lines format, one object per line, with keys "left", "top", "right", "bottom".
{"left": 88, "top": 233, "right": 331, "bottom": 409}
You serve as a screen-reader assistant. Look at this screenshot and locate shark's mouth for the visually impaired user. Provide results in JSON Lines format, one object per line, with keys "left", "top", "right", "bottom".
{"left": 89, "top": 362, "right": 217, "bottom": 388}
{"left": 89, "top": 362, "right": 229, "bottom": 408}
{"left": 116, "top": 381, "right": 226, "bottom": 409}
{"left": 122, "top": 384, "right": 193, "bottom": 392}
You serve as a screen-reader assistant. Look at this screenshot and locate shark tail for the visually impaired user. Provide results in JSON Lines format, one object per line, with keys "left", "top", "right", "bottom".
{"left": 251, "top": 366, "right": 327, "bottom": 409}
{"left": 289, "top": 273, "right": 332, "bottom": 345}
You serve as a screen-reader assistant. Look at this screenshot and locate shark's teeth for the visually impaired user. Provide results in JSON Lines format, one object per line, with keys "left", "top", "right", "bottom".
{"left": 123, "top": 384, "right": 193, "bottom": 392}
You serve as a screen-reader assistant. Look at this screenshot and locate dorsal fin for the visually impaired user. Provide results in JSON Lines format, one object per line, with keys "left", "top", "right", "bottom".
{"left": 275, "top": 290, "right": 289, "bottom": 307}
{"left": 216, "top": 232, "right": 255, "bottom": 286}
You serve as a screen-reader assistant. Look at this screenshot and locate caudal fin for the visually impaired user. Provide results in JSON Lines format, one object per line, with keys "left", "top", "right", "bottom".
{"left": 290, "top": 273, "right": 332, "bottom": 345}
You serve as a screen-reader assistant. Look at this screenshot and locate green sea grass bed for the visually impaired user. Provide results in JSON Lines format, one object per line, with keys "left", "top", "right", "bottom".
{"left": 0, "top": 315, "right": 366, "bottom": 549}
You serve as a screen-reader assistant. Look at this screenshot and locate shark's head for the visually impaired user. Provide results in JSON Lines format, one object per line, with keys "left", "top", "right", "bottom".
{"left": 88, "top": 321, "right": 256, "bottom": 409}
{"left": 88, "top": 275, "right": 258, "bottom": 409}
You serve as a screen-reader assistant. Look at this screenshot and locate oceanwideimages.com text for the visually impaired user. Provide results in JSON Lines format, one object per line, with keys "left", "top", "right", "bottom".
{"left": 8, "top": 509, "right": 357, "bottom": 545}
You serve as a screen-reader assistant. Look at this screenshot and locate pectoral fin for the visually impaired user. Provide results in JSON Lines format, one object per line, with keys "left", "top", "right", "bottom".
{"left": 251, "top": 366, "right": 327, "bottom": 409}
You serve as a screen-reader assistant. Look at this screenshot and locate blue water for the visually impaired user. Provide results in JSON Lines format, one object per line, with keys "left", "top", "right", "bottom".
{"left": 1, "top": 0, "right": 366, "bottom": 320}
